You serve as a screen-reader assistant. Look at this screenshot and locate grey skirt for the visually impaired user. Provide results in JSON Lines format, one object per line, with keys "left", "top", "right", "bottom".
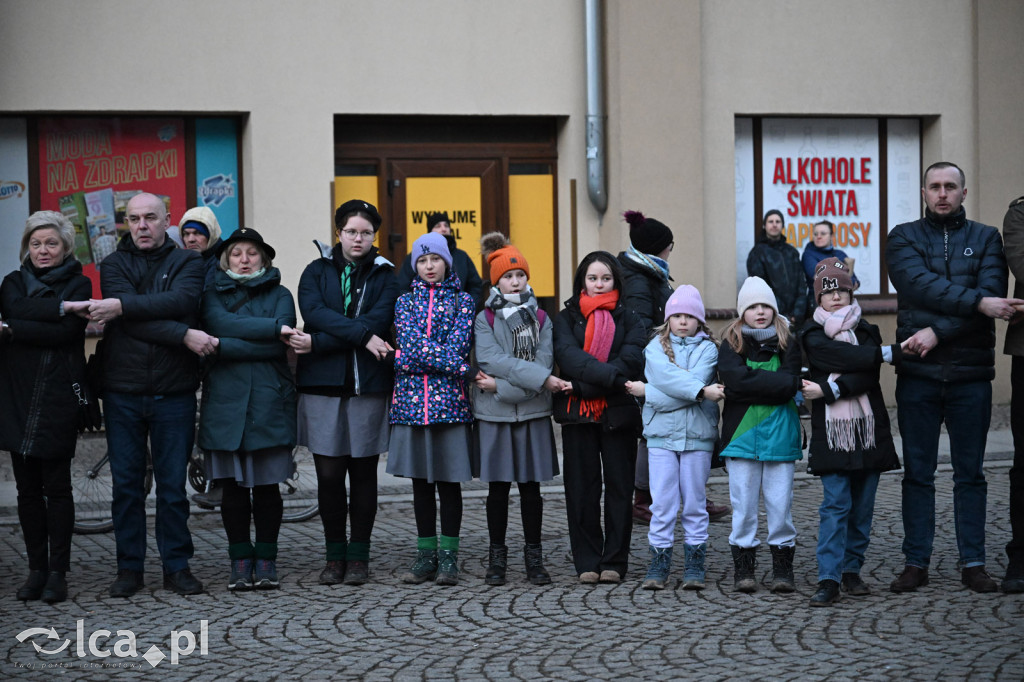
{"left": 386, "top": 423, "right": 473, "bottom": 483}
{"left": 209, "top": 445, "right": 294, "bottom": 487}
{"left": 298, "top": 393, "right": 390, "bottom": 458}
{"left": 473, "top": 418, "right": 559, "bottom": 483}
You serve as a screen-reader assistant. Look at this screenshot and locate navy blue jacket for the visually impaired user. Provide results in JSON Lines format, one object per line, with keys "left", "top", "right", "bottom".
{"left": 885, "top": 211, "right": 1007, "bottom": 383}
{"left": 296, "top": 244, "right": 401, "bottom": 396}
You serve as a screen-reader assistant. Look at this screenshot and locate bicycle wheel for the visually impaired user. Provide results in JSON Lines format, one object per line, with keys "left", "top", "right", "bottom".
{"left": 281, "top": 446, "right": 319, "bottom": 522}
{"left": 72, "top": 435, "right": 115, "bottom": 534}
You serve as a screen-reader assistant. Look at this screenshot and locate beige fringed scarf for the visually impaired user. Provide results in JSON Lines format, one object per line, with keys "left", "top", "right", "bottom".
{"left": 812, "top": 302, "right": 875, "bottom": 452}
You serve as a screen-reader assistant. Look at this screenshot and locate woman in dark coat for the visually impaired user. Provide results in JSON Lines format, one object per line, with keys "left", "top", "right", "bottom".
{"left": 0, "top": 211, "right": 91, "bottom": 603}
{"left": 553, "top": 251, "right": 646, "bottom": 583}
{"left": 290, "top": 199, "right": 401, "bottom": 586}
{"left": 198, "top": 228, "right": 298, "bottom": 591}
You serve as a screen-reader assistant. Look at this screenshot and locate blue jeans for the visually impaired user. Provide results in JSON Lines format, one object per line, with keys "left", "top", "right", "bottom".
{"left": 816, "top": 471, "right": 880, "bottom": 582}
{"left": 896, "top": 375, "right": 990, "bottom": 568}
{"left": 105, "top": 391, "right": 196, "bottom": 573}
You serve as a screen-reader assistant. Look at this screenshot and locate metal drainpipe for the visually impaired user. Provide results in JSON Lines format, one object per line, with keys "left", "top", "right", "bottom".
{"left": 585, "top": 0, "right": 607, "bottom": 213}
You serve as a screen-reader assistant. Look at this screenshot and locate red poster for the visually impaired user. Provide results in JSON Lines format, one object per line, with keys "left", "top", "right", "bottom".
{"left": 37, "top": 117, "right": 188, "bottom": 296}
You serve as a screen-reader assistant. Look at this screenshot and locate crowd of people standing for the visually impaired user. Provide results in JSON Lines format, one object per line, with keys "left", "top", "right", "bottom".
{"left": 2, "top": 160, "right": 1022, "bottom": 605}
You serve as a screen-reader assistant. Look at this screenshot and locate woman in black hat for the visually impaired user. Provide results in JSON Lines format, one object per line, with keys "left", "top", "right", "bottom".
{"left": 197, "top": 228, "right": 299, "bottom": 591}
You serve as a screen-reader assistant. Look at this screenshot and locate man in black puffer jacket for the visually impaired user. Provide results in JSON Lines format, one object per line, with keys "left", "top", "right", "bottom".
{"left": 747, "top": 209, "right": 810, "bottom": 328}
{"left": 885, "top": 162, "right": 1022, "bottom": 595}
{"left": 84, "top": 192, "right": 211, "bottom": 598}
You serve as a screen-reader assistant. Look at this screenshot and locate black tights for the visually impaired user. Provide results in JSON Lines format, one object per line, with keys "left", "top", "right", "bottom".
{"left": 412, "top": 478, "right": 462, "bottom": 538}
{"left": 487, "top": 481, "right": 543, "bottom": 546}
{"left": 11, "top": 453, "right": 74, "bottom": 571}
{"left": 315, "top": 454, "right": 379, "bottom": 544}
{"left": 220, "top": 479, "right": 283, "bottom": 545}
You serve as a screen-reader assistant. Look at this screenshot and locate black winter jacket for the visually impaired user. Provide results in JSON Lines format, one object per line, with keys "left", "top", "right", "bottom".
{"left": 296, "top": 244, "right": 401, "bottom": 396}
{"left": 885, "top": 210, "right": 1007, "bottom": 382}
{"left": 552, "top": 296, "right": 645, "bottom": 425}
{"left": 0, "top": 257, "right": 91, "bottom": 458}
{"left": 99, "top": 236, "right": 204, "bottom": 395}
{"left": 747, "top": 237, "right": 810, "bottom": 325}
{"left": 798, "top": 318, "right": 900, "bottom": 476}
{"left": 617, "top": 251, "right": 673, "bottom": 336}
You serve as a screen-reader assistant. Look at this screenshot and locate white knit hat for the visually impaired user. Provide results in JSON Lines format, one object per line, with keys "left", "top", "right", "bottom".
{"left": 736, "top": 276, "right": 778, "bottom": 315}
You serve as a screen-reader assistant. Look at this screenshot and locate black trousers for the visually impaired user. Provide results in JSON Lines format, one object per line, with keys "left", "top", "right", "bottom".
{"left": 561, "top": 423, "right": 637, "bottom": 577}
{"left": 11, "top": 453, "right": 74, "bottom": 572}
{"left": 1009, "top": 357, "right": 1024, "bottom": 563}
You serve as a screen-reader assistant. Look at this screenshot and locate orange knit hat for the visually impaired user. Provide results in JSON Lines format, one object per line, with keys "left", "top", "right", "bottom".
{"left": 480, "top": 232, "right": 530, "bottom": 284}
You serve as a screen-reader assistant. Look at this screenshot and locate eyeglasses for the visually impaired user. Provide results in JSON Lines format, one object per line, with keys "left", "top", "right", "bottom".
{"left": 341, "top": 229, "right": 375, "bottom": 241}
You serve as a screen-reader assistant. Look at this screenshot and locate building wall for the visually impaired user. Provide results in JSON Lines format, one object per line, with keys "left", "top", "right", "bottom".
{"left": 3, "top": 0, "right": 1022, "bottom": 400}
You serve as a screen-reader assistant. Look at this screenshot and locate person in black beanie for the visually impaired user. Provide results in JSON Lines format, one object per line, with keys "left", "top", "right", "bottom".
{"left": 396, "top": 211, "right": 483, "bottom": 301}
{"left": 746, "top": 209, "right": 810, "bottom": 328}
{"left": 618, "top": 210, "right": 730, "bottom": 525}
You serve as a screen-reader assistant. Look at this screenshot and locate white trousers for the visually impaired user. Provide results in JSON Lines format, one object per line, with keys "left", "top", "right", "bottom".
{"left": 647, "top": 448, "right": 711, "bottom": 547}
{"left": 726, "top": 458, "right": 796, "bottom": 548}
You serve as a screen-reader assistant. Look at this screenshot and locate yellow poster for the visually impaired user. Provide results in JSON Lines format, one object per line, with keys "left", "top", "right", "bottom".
{"left": 406, "top": 177, "right": 482, "bottom": 272}
{"left": 509, "top": 174, "right": 555, "bottom": 297}
{"left": 333, "top": 176, "right": 379, "bottom": 246}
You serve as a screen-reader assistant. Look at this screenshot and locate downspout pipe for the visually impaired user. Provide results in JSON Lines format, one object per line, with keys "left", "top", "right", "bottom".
{"left": 585, "top": 0, "right": 607, "bottom": 213}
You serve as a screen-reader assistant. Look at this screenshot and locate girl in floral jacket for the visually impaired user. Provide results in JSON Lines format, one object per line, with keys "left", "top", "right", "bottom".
{"left": 387, "top": 232, "right": 479, "bottom": 586}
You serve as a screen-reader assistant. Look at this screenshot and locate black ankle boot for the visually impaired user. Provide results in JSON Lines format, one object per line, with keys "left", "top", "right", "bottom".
{"left": 41, "top": 571, "right": 68, "bottom": 603}
{"left": 524, "top": 543, "right": 551, "bottom": 585}
{"left": 769, "top": 545, "right": 795, "bottom": 593}
{"left": 17, "top": 570, "right": 47, "bottom": 601}
{"left": 485, "top": 544, "right": 508, "bottom": 586}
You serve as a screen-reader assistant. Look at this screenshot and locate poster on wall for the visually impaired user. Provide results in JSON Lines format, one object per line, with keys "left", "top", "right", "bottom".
{"left": 761, "top": 118, "right": 880, "bottom": 294}
{"left": 195, "top": 117, "right": 240, "bottom": 239}
{"left": 405, "top": 177, "right": 483, "bottom": 272}
{"left": 0, "top": 118, "right": 30, "bottom": 278}
{"left": 37, "top": 117, "right": 188, "bottom": 296}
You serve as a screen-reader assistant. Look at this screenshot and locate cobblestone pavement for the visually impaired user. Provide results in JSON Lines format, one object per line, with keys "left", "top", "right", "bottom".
{"left": 0, "top": 455, "right": 1021, "bottom": 681}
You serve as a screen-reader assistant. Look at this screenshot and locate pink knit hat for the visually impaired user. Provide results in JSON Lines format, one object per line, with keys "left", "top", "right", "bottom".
{"left": 664, "top": 284, "right": 706, "bottom": 324}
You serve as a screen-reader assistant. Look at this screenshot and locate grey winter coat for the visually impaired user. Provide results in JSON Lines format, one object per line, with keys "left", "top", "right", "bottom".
{"left": 470, "top": 309, "right": 554, "bottom": 423}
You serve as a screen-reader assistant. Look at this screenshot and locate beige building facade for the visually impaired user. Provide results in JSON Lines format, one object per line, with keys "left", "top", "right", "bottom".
{"left": 2, "top": 0, "right": 1022, "bottom": 400}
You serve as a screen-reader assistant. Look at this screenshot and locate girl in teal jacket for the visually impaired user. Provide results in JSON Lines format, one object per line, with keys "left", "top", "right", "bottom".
{"left": 718, "top": 276, "right": 802, "bottom": 595}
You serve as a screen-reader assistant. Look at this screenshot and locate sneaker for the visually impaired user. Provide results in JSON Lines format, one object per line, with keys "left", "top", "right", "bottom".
{"left": 809, "top": 579, "right": 841, "bottom": 607}
{"left": 401, "top": 550, "right": 438, "bottom": 584}
{"left": 228, "top": 559, "right": 254, "bottom": 591}
{"left": 840, "top": 572, "right": 870, "bottom": 596}
{"left": 889, "top": 565, "right": 928, "bottom": 593}
{"left": 319, "top": 560, "right": 346, "bottom": 585}
{"left": 16, "top": 570, "right": 47, "bottom": 601}
{"left": 598, "top": 570, "right": 621, "bottom": 584}
{"left": 163, "top": 568, "right": 204, "bottom": 595}
{"left": 682, "top": 543, "right": 706, "bottom": 590}
{"left": 578, "top": 571, "right": 599, "bottom": 585}
{"left": 109, "top": 569, "right": 145, "bottom": 598}
{"left": 961, "top": 566, "right": 998, "bottom": 593}
{"left": 343, "top": 560, "right": 369, "bottom": 586}
{"left": 253, "top": 559, "right": 279, "bottom": 589}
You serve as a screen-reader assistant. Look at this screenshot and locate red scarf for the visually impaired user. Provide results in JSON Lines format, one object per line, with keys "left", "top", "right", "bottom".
{"left": 570, "top": 290, "right": 619, "bottom": 420}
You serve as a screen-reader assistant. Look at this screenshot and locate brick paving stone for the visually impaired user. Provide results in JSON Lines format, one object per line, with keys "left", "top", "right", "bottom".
{"left": 0, "top": 459, "right": 1022, "bottom": 680}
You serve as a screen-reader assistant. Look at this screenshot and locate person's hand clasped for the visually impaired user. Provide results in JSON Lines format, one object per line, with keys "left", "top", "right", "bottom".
{"left": 801, "top": 379, "right": 824, "bottom": 401}
{"left": 543, "top": 375, "right": 572, "bottom": 393}
{"left": 979, "top": 296, "right": 1024, "bottom": 322}
{"left": 625, "top": 380, "right": 645, "bottom": 398}
{"left": 86, "top": 298, "right": 123, "bottom": 325}
{"left": 702, "top": 383, "right": 726, "bottom": 402}
{"left": 184, "top": 328, "right": 219, "bottom": 357}
{"left": 364, "top": 334, "right": 394, "bottom": 361}
{"left": 903, "top": 327, "right": 938, "bottom": 358}
{"left": 474, "top": 370, "right": 497, "bottom": 393}
{"left": 288, "top": 330, "right": 313, "bottom": 354}
{"left": 62, "top": 300, "right": 93, "bottom": 319}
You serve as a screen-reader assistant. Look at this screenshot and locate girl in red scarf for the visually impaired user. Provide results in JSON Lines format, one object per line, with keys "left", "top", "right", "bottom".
{"left": 553, "top": 251, "right": 646, "bottom": 583}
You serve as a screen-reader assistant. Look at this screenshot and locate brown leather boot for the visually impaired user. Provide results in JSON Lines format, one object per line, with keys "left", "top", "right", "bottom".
{"left": 961, "top": 566, "right": 998, "bottom": 593}
{"left": 632, "top": 489, "right": 653, "bottom": 524}
{"left": 889, "top": 565, "right": 929, "bottom": 593}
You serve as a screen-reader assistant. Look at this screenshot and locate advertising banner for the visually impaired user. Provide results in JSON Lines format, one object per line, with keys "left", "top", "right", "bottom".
{"left": 406, "top": 177, "right": 483, "bottom": 272}
{"left": 195, "top": 118, "right": 240, "bottom": 239}
{"left": 37, "top": 117, "right": 188, "bottom": 295}
{"left": 761, "top": 118, "right": 880, "bottom": 293}
{"left": 0, "top": 118, "right": 30, "bottom": 277}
